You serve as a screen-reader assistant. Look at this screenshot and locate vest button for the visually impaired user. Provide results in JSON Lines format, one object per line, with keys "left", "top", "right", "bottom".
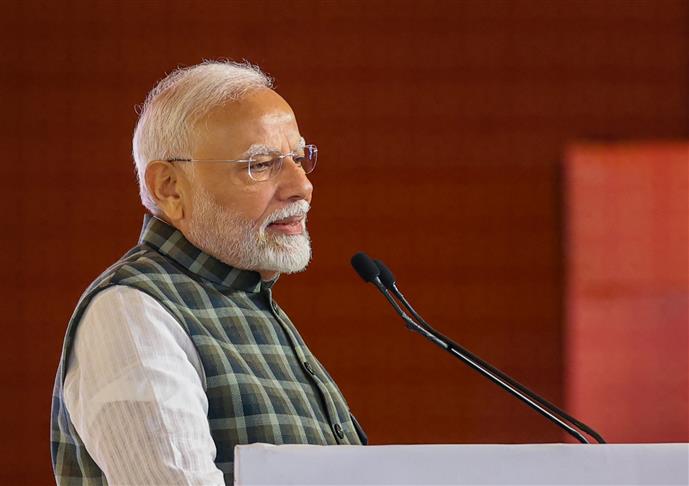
{"left": 304, "top": 361, "right": 315, "bottom": 375}
{"left": 333, "top": 423, "right": 345, "bottom": 440}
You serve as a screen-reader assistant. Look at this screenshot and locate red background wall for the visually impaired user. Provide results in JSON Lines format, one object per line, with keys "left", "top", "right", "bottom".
{"left": 2, "top": 1, "right": 687, "bottom": 484}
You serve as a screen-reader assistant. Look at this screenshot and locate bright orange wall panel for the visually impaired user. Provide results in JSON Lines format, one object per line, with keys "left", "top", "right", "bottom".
{"left": 565, "top": 142, "right": 688, "bottom": 443}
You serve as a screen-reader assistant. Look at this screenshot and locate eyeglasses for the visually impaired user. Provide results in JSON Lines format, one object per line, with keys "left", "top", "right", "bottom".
{"left": 167, "top": 144, "right": 318, "bottom": 182}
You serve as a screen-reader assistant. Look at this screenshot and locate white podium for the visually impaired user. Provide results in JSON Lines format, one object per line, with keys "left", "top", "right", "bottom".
{"left": 234, "top": 443, "right": 688, "bottom": 485}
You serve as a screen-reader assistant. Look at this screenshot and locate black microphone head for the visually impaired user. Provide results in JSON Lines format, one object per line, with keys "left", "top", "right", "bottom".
{"left": 374, "top": 259, "right": 396, "bottom": 289}
{"left": 350, "top": 252, "right": 380, "bottom": 283}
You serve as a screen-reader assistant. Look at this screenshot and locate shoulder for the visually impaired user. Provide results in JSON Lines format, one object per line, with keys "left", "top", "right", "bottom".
{"left": 78, "top": 285, "right": 191, "bottom": 352}
{"left": 106, "top": 244, "right": 188, "bottom": 284}
{"left": 72, "top": 285, "right": 205, "bottom": 385}
{"left": 78, "top": 245, "right": 200, "bottom": 314}
{"left": 80, "top": 285, "right": 195, "bottom": 349}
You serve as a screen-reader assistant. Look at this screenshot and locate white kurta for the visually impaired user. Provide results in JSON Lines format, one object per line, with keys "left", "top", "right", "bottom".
{"left": 63, "top": 285, "right": 225, "bottom": 485}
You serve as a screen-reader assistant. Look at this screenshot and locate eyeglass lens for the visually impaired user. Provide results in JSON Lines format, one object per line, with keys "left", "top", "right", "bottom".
{"left": 248, "top": 145, "right": 317, "bottom": 181}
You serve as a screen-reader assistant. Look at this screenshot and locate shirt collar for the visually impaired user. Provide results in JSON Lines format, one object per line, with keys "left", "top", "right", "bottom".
{"left": 138, "top": 214, "right": 266, "bottom": 293}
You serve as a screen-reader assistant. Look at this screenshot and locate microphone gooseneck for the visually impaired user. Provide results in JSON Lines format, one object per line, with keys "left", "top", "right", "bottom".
{"left": 353, "top": 254, "right": 606, "bottom": 444}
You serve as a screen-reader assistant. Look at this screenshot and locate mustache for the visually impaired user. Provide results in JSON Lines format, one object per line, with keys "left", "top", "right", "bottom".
{"left": 261, "top": 200, "right": 310, "bottom": 229}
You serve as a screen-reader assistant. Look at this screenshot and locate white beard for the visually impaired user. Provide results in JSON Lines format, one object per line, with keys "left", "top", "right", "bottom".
{"left": 185, "top": 187, "right": 311, "bottom": 275}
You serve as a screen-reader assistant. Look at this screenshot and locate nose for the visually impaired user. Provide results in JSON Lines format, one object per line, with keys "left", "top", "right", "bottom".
{"left": 276, "top": 156, "right": 313, "bottom": 202}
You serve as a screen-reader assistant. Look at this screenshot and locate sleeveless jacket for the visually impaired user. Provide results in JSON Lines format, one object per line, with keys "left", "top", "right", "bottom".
{"left": 51, "top": 215, "right": 366, "bottom": 485}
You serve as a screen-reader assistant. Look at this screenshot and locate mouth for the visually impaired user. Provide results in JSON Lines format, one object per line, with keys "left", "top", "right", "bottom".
{"left": 266, "top": 215, "right": 305, "bottom": 235}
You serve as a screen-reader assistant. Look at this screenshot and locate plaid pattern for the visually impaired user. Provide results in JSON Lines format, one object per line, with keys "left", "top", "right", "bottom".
{"left": 51, "top": 215, "right": 366, "bottom": 485}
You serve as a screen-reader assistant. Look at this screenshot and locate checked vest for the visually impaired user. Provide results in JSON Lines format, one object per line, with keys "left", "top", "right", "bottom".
{"left": 51, "top": 215, "right": 366, "bottom": 485}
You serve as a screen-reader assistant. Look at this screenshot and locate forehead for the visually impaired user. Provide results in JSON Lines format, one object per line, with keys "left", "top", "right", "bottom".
{"left": 192, "top": 88, "right": 301, "bottom": 158}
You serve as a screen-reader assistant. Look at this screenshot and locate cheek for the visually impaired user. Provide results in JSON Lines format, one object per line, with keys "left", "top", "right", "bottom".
{"left": 216, "top": 186, "right": 277, "bottom": 223}
{"left": 199, "top": 167, "right": 276, "bottom": 221}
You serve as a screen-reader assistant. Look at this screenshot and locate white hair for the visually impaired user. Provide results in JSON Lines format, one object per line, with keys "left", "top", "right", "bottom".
{"left": 132, "top": 60, "right": 273, "bottom": 213}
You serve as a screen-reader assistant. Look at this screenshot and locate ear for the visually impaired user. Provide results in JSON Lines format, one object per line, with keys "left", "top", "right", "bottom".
{"left": 144, "top": 160, "right": 188, "bottom": 223}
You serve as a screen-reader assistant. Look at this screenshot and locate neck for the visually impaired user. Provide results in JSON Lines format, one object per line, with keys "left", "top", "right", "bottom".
{"left": 259, "top": 270, "right": 278, "bottom": 282}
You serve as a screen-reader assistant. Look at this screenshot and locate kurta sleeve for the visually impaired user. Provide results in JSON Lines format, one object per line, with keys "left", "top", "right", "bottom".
{"left": 63, "top": 285, "right": 225, "bottom": 486}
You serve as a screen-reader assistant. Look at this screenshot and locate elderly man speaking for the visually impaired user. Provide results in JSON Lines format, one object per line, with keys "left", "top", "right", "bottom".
{"left": 51, "top": 61, "right": 366, "bottom": 485}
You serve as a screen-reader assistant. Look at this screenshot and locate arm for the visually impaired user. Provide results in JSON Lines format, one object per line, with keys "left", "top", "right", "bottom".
{"left": 63, "top": 285, "right": 225, "bottom": 486}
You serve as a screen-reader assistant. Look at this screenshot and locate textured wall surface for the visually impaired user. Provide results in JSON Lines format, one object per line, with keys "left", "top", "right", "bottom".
{"left": 565, "top": 143, "right": 688, "bottom": 443}
{"left": 1, "top": 1, "right": 687, "bottom": 483}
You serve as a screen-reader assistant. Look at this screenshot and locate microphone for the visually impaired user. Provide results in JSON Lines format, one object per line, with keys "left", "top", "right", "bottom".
{"left": 352, "top": 253, "right": 605, "bottom": 444}
{"left": 351, "top": 252, "right": 448, "bottom": 345}
{"left": 373, "top": 258, "right": 606, "bottom": 444}
{"left": 350, "top": 252, "right": 380, "bottom": 284}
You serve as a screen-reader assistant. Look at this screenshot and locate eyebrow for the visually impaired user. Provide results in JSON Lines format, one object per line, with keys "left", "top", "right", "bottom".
{"left": 242, "top": 136, "right": 306, "bottom": 158}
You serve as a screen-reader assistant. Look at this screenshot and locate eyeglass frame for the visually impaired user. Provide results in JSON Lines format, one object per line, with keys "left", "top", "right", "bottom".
{"left": 165, "top": 143, "right": 318, "bottom": 182}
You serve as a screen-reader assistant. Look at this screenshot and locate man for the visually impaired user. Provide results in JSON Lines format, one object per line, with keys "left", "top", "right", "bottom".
{"left": 51, "top": 60, "right": 366, "bottom": 485}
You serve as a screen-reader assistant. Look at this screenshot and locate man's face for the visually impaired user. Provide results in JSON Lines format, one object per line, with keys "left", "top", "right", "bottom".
{"left": 180, "top": 88, "right": 314, "bottom": 278}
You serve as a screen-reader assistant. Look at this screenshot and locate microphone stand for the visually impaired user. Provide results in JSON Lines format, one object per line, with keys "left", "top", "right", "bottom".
{"left": 387, "top": 280, "right": 606, "bottom": 444}
{"left": 371, "top": 277, "right": 592, "bottom": 444}
{"left": 351, "top": 251, "right": 605, "bottom": 443}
